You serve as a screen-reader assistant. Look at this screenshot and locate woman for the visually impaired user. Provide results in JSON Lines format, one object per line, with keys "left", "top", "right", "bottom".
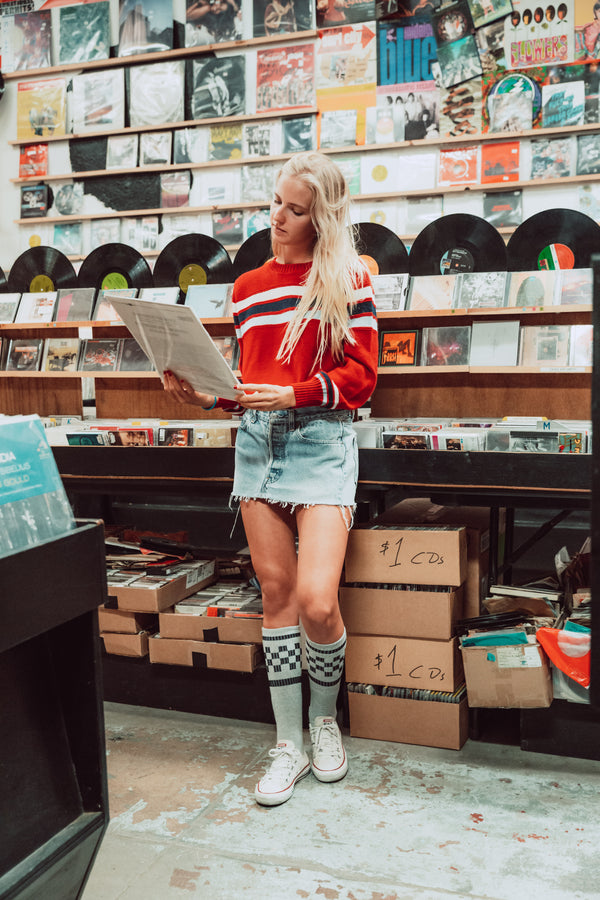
{"left": 163, "top": 151, "right": 378, "bottom": 806}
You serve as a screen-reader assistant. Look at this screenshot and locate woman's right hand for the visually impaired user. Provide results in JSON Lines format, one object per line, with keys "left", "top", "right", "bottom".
{"left": 163, "top": 370, "right": 215, "bottom": 407}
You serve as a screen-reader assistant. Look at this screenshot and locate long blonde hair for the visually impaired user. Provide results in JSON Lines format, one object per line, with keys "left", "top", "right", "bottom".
{"left": 272, "top": 152, "right": 365, "bottom": 366}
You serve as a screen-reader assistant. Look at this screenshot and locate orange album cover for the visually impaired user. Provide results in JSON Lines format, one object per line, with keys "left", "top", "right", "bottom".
{"left": 481, "top": 140, "right": 520, "bottom": 183}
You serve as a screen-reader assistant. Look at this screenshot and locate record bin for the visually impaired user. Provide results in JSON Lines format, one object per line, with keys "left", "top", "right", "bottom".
{"left": 0, "top": 519, "right": 109, "bottom": 900}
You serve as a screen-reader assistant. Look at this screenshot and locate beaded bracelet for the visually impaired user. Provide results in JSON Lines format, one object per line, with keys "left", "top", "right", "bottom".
{"left": 202, "top": 396, "right": 218, "bottom": 410}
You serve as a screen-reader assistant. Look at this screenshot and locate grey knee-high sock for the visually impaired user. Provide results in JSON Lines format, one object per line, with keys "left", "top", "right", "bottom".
{"left": 306, "top": 630, "right": 347, "bottom": 724}
{"left": 262, "top": 625, "right": 304, "bottom": 752}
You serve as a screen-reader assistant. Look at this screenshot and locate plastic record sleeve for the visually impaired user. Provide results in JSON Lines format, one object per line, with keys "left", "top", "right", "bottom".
{"left": 153, "top": 234, "right": 234, "bottom": 294}
{"left": 7, "top": 246, "right": 78, "bottom": 293}
{"left": 77, "top": 243, "right": 154, "bottom": 291}
{"left": 408, "top": 213, "right": 508, "bottom": 276}
{"left": 506, "top": 209, "right": 600, "bottom": 271}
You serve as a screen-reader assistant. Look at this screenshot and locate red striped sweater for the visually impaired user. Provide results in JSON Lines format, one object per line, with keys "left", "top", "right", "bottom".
{"left": 222, "top": 259, "right": 378, "bottom": 410}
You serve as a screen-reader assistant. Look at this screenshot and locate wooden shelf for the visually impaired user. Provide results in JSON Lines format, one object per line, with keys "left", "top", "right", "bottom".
{"left": 377, "top": 365, "right": 591, "bottom": 375}
{"left": 3, "top": 30, "right": 319, "bottom": 81}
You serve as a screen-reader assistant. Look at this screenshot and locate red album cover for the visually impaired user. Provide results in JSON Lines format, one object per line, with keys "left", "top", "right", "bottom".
{"left": 438, "top": 145, "right": 480, "bottom": 185}
{"left": 480, "top": 140, "right": 520, "bottom": 183}
{"left": 256, "top": 44, "right": 315, "bottom": 112}
{"left": 19, "top": 143, "right": 48, "bottom": 178}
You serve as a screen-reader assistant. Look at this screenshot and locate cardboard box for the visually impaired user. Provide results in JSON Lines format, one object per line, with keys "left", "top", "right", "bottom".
{"left": 101, "top": 630, "right": 150, "bottom": 658}
{"left": 148, "top": 635, "right": 262, "bottom": 672}
{"left": 461, "top": 643, "right": 552, "bottom": 708}
{"left": 345, "top": 634, "right": 464, "bottom": 691}
{"left": 339, "top": 585, "right": 463, "bottom": 641}
{"left": 345, "top": 526, "right": 467, "bottom": 588}
{"left": 374, "top": 500, "right": 504, "bottom": 618}
{"left": 98, "top": 605, "right": 157, "bottom": 635}
{"left": 110, "top": 560, "right": 216, "bottom": 613}
{"left": 347, "top": 690, "right": 469, "bottom": 750}
{"left": 159, "top": 610, "right": 263, "bottom": 644}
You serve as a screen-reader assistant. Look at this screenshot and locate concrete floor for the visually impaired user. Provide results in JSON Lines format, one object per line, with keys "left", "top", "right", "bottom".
{"left": 83, "top": 702, "right": 600, "bottom": 900}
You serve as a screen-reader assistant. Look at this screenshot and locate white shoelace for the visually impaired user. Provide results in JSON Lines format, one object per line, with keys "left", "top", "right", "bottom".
{"left": 311, "top": 722, "right": 343, "bottom": 761}
{"left": 261, "top": 746, "right": 298, "bottom": 786}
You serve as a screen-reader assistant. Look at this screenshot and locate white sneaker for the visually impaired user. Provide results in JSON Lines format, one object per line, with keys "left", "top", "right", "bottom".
{"left": 254, "top": 740, "right": 310, "bottom": 806}
{"left": 309, "top": 716, "right": 348, "bottom": 783}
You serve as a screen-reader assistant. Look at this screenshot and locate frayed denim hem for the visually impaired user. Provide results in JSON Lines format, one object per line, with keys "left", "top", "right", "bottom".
{"left": 229, "top": 494, "right": 356, "bottom": 532}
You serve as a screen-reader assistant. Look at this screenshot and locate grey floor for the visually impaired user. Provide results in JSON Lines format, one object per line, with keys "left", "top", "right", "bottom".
{"left": 83, "top": 702, "right": 600, "bottom": 900}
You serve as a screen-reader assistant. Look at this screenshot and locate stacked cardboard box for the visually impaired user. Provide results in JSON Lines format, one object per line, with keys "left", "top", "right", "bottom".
{"left": 342, "top": 524, "right": 469, "bottom": 750}
{"left": 372, "top": 499, "right": 504, "bottom": 619}
{"left": 98, "top": 605, "right": 157, "bottom": 658}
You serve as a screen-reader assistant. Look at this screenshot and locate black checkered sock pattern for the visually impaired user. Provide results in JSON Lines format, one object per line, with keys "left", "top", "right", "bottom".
{"left": 262, "top": 626, "right": 304, "bottom": 751}
{"left": 306, "top": 629, "right": 347, "bottom": 723}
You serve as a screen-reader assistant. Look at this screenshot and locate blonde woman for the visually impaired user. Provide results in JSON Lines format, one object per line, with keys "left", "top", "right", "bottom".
{"left": 164, "top": 151, "right": 378, "bottom": 806}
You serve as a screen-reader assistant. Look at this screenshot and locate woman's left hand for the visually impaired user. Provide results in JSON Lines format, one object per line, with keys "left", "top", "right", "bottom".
{"left": 237, "top": 383, "right": 296, "bottom": 410}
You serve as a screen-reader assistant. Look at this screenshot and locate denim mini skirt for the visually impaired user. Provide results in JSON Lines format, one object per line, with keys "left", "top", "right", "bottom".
{"left": 231, "top": 407, "right": 358, "bottom": 510}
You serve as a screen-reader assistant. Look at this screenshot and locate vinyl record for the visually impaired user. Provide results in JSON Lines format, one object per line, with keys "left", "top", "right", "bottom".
{"left": 355, "top": 222, "right": 409, "bottom": 275}
{"left": 77, "top": 243, "right": 154, "bottom": 291}
{"left": 7, "top": 246, "right": 78, "bottom": 293}
{"left": 153, "top": 234, "right": 234, "bottom": 294}
{"left": 506, "top": 209, "right": 600, "bottom": 271}
{"left": 232, "top": 228, "right": 272, "bottom": 280}
{"left": 0, "top": 264, "right": 7, "bottom": 292}
{"left": 408, "top": 214, "right": 507, "bottom": 276}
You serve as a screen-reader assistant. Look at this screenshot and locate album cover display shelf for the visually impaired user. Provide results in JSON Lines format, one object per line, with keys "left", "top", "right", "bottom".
{"left": 0, "top": 520, "right": 109, "bottom": 900}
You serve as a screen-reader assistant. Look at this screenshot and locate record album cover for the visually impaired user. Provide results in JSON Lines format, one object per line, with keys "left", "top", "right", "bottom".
{"left": 408, "top": 274, "right": 458, "bottom": 310}
{"left": 453, "top": 271, "right": 508, "bottom": 308}
{"left": 15, "top": 292, "right": 57, "bottom": 324}
{"left": 5, "top": 338, "right": 44, "bottom": 371}
{"left": 256, "top": 44, "right": 315, "bottom": 112}
{"left": 480, "top": 141, "right": 520, "bottom": 183}
{"left": 79, "top": 339, "right": 122, "bottom": 372}
{"left": 54, "top": 288, "right": 96, "bottom": 322}
{"left": 58, "top": 1, "right": 110, "bottom": 64}
{"left": 5, "top": 10, "right": 52, "bottom": 72}
{"left": 483, "top": 190, "right": 522, "bottom": 227}
{"left": 243, "top": 121, "right": 282, "bottom": 157}
{"left": 212, "top": 210, "right": 244, "bottom": 243}
{"left": 506, "top": 270, "right": 560, "bottom": 308}
{"left": 129, "top": 61, "right": 185, "bottom": 127}
{"left": 438, "top": 145, "right": 480, "bottom": 185}
{"left": 282, "top": 115, "right": 317, "bottom": 152}
{"left": 439, "top": 77, "right": 481, "bottom": 138}
{"left": 72, "top": 69, "right": 126, "bottom": 133}
{"left": 106, "top": 134, "right": 139, "bottom": 170}
{"left": 209, "top": 124, "right": 243, "bottom": 160}
{"left": 17, "top": 78, "right": 67, "bottom": 141}
{"left": 140, "top": 132, "right": 172, "bottom": 165}
{"left": 576, "top": 133, "right": 600, "bottom": 174}
{"left": 118, "top": 338, "right": 155, "bottom": 371}
{"left": 469, "top": 320, "right": 520, "bottom": 366}
{"left": 19, "top": 144, "right": 48, "bottom": 179}
{"left": 254, "top": 0, "right": 313, "bottom": 37}
{"left": 189, "top": 56, "right": 246, "bottom": 119}
{"left": 379, "top": 329, "right": 419, "bottom": 366}
{"left": 542, "top": 80, "right": 585, "bottom": 127}
{"left": 0, "top": 295, "right": 22, "bottom": 325}
{"left": 119, "top": 0, "right": 173, "bottom": 56}
{"left": 518, "top": 324, "right": 570, "bottom": 367}
{"left": 568, "top": 323, "right": 593, "bottom": 366}
{"left": 558, "top": 268, "right": 593, "bottom": 305}
{"left": 41, "top": 338, "right": 80, "bottom": 372}
{"left": 185, "top": 0, "right": 243, "bottom": 45}
{"left": 53, "top": 223, "right": 83, "bottom": 256}
{"left": 530, "top": 136, "right": 573, "bottom": 178}
{"left": 319, "top": 109, "right": 358, "bottom": 148}
{"left": 421, "top": 325, "right": 471, "bottom": 365}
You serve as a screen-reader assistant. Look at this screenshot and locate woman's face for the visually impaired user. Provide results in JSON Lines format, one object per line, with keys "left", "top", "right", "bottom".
{"left": 271, "top": 174, "right": 316, "bottom": 260}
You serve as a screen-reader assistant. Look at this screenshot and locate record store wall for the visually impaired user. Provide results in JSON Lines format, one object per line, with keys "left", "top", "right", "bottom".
{"left": 1, "top": 0, "right": 600, "bottom": 278}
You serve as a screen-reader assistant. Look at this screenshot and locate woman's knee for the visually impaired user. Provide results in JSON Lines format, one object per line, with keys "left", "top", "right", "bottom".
{"left": 298, "top": 592, "right": 340, "bottom": 633}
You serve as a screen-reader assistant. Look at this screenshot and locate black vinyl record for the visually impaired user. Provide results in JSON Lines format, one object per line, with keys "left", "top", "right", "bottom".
{"left": 506, "top": 209, "right": 600, "bottom": 271}
{"left": 408, "top": 214, "right": 507, "bottom": 276}
{"left": 355, "top": 222, "right": 409, "bottom": 275}
{"left": 233, "top": 228, "right": 272, "bottom": 279}
{"left": 0, "top": 264, "right": 7, "bottom": 292}
{"left": 153, "top": 234, "right": 234, "bottom": 294}
{"left": 77, "top": 243, "right": 154, "bottom": 291}
{"left": 8, "top": 245, "right": 78, "bottom": 293}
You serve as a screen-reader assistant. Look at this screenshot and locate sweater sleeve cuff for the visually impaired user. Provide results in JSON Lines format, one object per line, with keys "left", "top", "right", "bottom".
{"left": 291, "top": 377, "right": 326, "bottom": 408}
